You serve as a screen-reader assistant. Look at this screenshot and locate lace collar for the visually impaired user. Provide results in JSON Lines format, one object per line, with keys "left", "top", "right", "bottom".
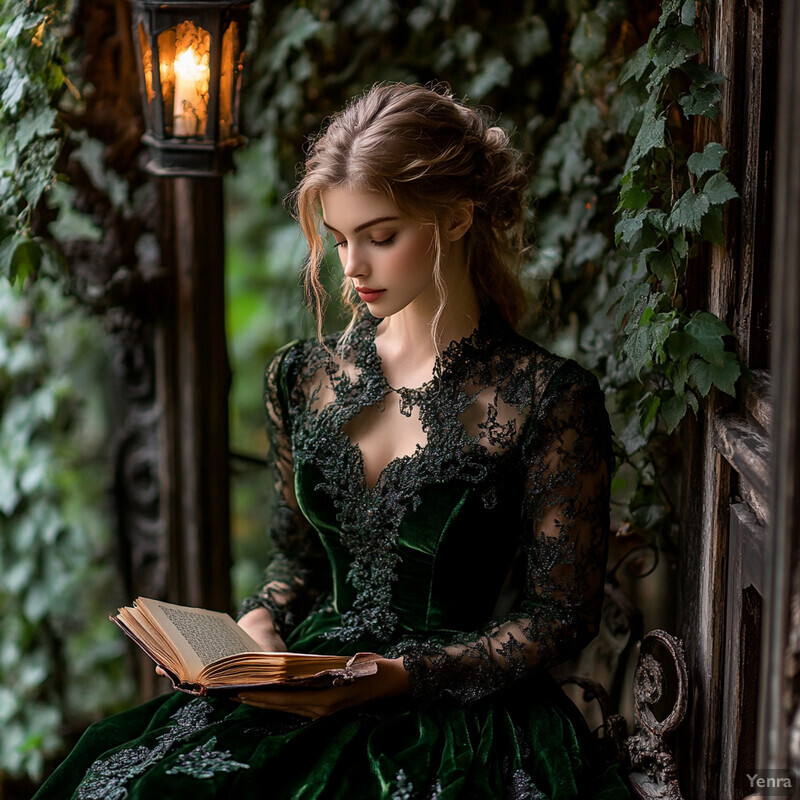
{"left": 346, "top": 303, "right": 511, "bottom": 399}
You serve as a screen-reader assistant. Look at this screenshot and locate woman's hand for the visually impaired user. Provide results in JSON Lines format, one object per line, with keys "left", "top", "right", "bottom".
{"left": 235, "top": 656, "right": 411, "bottom": 719}
{"left": 237, "top": 607, "right": 288, "bottom": 652}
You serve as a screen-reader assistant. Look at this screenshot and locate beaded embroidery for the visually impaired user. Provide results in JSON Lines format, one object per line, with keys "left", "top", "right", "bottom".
{"left": 164, "top": 736, "right": 249, "bottom": 779}
{"left": 75, "top": 699, "right": 225, "bottom": 798}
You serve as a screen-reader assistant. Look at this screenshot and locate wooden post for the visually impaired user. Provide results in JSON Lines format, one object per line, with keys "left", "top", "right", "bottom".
{"left": 159, "top": 176, "right": 233, "bottom": 614}
{"left": 758, "top": 0, "right": 800, "bottom": 775}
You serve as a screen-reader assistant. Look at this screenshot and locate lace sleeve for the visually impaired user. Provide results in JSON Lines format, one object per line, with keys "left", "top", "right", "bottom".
{"left": 394, "top": 361, "right": 615, "bottom": 706}
{"left": 237, "top": 343, "right": 330, "bottom": 638}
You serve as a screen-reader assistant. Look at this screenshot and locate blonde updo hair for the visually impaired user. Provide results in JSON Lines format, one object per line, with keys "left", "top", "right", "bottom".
{"left": 292, "top": 82, "right": 528, "bottom": 339}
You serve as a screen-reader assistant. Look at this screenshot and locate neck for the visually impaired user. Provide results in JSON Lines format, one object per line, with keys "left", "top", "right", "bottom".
{"left": 378, "top": 248, "right": 481, "bottom": 357}
{"left": 373, "top": 245, "right": 481, "bottom": 388}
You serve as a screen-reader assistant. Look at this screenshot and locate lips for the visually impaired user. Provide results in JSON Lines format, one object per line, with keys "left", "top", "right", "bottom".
{"left": 355, "top": 287, "right": 386, "bottom": 303}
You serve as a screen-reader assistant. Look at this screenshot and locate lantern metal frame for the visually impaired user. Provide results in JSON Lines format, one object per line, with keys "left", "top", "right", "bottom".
{"left": 131, "top": 0, "right": 252, "bottom": 177}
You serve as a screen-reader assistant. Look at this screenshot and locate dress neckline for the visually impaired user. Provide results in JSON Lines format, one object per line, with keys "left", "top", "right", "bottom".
{"left": 353, "top": 304, "right": 506, "bottom": 396}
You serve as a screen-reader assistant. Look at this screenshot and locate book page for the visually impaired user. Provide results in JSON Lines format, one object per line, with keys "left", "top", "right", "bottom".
{"left": 137, "top": 598, "right": 262, "bottom": 679}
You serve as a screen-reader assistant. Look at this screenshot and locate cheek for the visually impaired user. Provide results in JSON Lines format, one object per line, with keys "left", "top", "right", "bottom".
{"left": 402, "top": 237, "right": 436, "bottom": 275}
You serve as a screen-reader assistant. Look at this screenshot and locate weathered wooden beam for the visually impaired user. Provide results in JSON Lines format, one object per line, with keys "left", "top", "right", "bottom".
{"left": 744, "top": 369, "right": 772, "bottom": 434}
{"left": 711, "top": 412, "right": 770, "bottom": 501}
{"left": 720, "top": 503, "right": 764, "bottom": 800}
{"left": 680, "top": 1, "right": 778, "bottom": 794}
{"left": 676, "top": 1, "right": 744, "bottom": 795}
{"left": 758, "top": 0, "right": 800, "bottom": 777}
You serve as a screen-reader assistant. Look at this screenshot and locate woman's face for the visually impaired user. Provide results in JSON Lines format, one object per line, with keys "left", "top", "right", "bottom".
{"left": 319, "top": 187, "right": 442, "bottom": 319}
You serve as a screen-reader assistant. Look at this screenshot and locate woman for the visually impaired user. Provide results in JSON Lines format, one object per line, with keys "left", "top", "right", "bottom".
{"left": 35, "top": 83, "right": 630, "bottom": 799}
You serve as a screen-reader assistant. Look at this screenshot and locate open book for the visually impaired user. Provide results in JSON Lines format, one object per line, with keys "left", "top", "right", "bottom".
{"left": 111, "top": 597, "right": 381, "bottom": 696}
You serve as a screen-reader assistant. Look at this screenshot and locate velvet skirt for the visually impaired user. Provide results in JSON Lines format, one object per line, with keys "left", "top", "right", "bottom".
{"left": 33, "top": 665, "right": 631, "bottom": 800}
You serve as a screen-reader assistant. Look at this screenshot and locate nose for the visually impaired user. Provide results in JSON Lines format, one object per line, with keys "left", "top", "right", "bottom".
{"left": 342, "top": 244, "right": 368, "bottom": 278}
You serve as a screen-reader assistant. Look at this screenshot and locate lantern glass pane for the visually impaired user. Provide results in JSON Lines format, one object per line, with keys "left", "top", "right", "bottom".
{"left": 219, "top": 21, "right": 239, "bottom": 141}
{"left": 138, "top": 22, "right": 155, "bottom": 125}
{"left": 158, "top": 21, "right": 211, "bottom": 138}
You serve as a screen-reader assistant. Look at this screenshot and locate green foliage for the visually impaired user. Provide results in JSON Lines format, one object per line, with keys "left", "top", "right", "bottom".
{"left": 0, "top": 2, "right": 139, "bottom": 781}
{"left": 0, "top": 0, "right": 70, "bottom": 284}
{"left": 0, "top": 280, "right": 135, "bottom": 780}
{"left": 611, "top": 0, "right": 741, "bottom": 440}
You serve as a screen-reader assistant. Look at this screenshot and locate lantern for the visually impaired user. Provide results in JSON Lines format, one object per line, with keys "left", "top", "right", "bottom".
{"left": 131, "top": 0, "right": 252, "bottom": 177}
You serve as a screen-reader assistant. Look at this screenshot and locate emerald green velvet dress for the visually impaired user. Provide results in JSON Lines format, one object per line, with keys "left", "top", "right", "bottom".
{"left": 34, "top": 308, "right": 631, "bottom": 800}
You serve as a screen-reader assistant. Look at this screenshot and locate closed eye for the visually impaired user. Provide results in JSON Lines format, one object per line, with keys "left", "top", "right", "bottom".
{"left": 332, "top": 234, "right": 395, "bottom": 249}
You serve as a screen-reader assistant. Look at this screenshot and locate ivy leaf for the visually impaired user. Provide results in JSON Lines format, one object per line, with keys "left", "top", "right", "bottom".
{"left": 687, "top": 142, "right": 726, "bottom": 178}
{"left": 610, "top": 279, "right": 649, "bottom": 328}
{"left": 672, "top": 231, "right": 689, "bottom": 259}
{"left": 0, "top": 234, "right": 42, "bottom": 284}
{"left": 679, "top": 83, "right": 722, "bottom": 120}
{"left": 468, "top": 54, "right": 512, "bottom": 99}
{"left": 6, "top": 15, "right": 28, "bottom": 41}
{"left": 17, "top": 138, "right": 61, "bottom": 209}
{"left": 571, "top": 11, "right": 607, "bottom": 65}
{"left": 14, "top": 107, "right": 57, "bottom": 152}
{"left": 681, "top": 62, "right": 726, "bottom": 88}
{"left": 640, "top": 392, "right": 661, "bottom": 433}
{"left": 624, "top": 324, "right": 654, "bottom": 378}
{"left": 267, "top": 7, "right": 324, "bottom": 71}
{"left": 619, "top": 410, "right": 647, "bottom": 454}
{"left": 684, "top": 312, "right": 733, "bottom": 362}
{"left": 609, "top": 83, "right": 644, "bottom": 135}
{"left": 652, "top": 318, "right": 674, "bottom": 364}
{"left": 674, "top": 26, "right": 703, "bottom": 53}
{"left": 618, "top": 44, "right": 652, "bottom": 85}
{"left": 644, "top": 209, "right": 668, "bottom": 236}
{"left": 661, "top": 390, "right": 688, "bottom": 432}
{"left": 680, "top": 0, "right": 696, "bottom": 25}
{"left": 646, "top": 26, "right": 702, "bottom": 92}
{"left": 617, "top": 174, "right": 653, "bottom": 212}
{"left": 649, "top": 250, "right": 675, "bottom": 288}
{"left": 702, "top": 172, "right": 739, "bottom": 205}
{"left": 2, "top": 70, "right": 26, "bottom": 112}
{"left": 666, "top": 329, "right": 694, "bottom": 359}
{"left": 667, "top": 355, "right": 690, "bottom": 395}
{"left": 615, "top": 210, "right": 647, "bottom": 244}
{"left": 514, "top": 15, "right": 551, "bottom": 65}
{"left": 571, "top": 231, "right": 606, "bottom": 266}
{"left": 0, "top": 233, "right": 23, "bottom": 282}
{"left": 639, "top": 305, "right": 655, "bottom": 326}
{"left": 0, "top": 457, "right": 21, "bottom": 515}
{"left": 690, "top": 351, "right": 740, "bottom": 396}
{"left": 667, "top": 189, "right": 710, "bottom": 233}
{"left": 625, "top": 93, "right": 665, "bottom": 170}
{"left": 654, "top": 0, "right": 684, "bottom": 34}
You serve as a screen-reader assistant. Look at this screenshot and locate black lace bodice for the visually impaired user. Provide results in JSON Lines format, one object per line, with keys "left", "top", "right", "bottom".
{"left": 239, "top": 306, "right": 615, "bottom": 707}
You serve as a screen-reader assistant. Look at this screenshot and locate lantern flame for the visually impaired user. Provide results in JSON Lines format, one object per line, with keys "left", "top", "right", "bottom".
{"left": 172, "top": 45, "right": 210, "bottom": 136}
{"left": 174, "top": 47, "right": 209, "bottom": 82}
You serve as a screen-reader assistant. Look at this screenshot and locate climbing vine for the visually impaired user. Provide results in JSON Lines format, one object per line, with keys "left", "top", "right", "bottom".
{"left": 0, "top": 0, "right": 69, "bottom": 284}
{"left": 612, "top": 0, "right": 739, "bottom": 433}
{"left": 0, "top": 1, "right": 137, "bottom": 785}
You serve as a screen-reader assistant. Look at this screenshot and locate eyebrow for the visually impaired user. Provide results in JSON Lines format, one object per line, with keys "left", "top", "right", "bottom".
{"left": 322, "top": 216, "right": 400, "bottom": 234}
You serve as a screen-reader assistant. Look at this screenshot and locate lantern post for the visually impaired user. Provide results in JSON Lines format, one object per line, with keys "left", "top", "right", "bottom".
{"left": 130, "top": 0, "right": 252, "bottom": 614}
